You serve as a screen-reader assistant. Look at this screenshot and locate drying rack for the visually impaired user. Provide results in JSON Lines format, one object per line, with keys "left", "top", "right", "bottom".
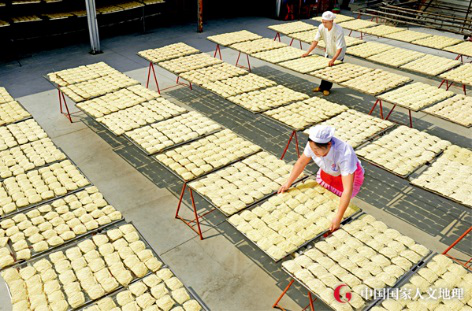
{"left": 156, "top": 147, "right": 263, "bottom": 240}
{"left": 274, "top": 212, "right": 433, "bottom": 311}
{"left": 226, "top": 200, "right": 362, "bottom": 263}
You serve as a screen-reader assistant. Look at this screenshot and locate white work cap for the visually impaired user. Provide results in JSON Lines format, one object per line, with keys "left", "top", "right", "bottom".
{"left": 321, "top": 11, "right": 336, "bottom": 21}
{"left": 309, "top": 125, "right": 335, "bottom": 143}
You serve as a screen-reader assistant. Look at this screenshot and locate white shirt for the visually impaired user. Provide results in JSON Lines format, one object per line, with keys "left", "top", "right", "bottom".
{"left": 303, "top": 137, "right": 362, "bottom": 176}
{"left": 314, "top": 23, "right": 347, "bottom": 60}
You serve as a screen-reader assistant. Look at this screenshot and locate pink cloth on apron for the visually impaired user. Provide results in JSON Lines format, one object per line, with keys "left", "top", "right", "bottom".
{"left": 316, "top": 162, "right": 364, "bottom": 197}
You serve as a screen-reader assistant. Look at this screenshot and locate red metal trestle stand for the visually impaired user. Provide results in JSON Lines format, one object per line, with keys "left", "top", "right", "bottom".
{"left": 58, "top": 88, "right": 72, "bottom": 123}
{"left": 236, "top": 51, "right": 252, "bottom": 72}
{"left": 442, "top": 226, "right": 472, "bottom": 268}
{"left": 272, "top": 279, "right": 317, "bottom": 311}
{"left": 280, "top": 130, "right": 300, "bottom": 160}
{"left": 175, "top": 183, "right": 216, "bottom": 240}
{"left": 213, "top": 44, "right": 223, "bottom": 60}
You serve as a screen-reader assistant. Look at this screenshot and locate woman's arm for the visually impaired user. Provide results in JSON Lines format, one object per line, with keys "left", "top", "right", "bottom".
{"left": 330, "top": 173, "right": 354, "bottom": 231}
{"left": 278, "top": 154, "right": 311, "bottom": 193}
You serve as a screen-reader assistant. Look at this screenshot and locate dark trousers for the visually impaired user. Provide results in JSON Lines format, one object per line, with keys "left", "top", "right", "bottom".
{"left": 319, "top": 57, "right": 343, "bottom": 91}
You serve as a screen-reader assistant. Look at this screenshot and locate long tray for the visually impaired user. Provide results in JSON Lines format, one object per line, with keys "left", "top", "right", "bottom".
{"left": 154, "top": 57, "right": 225, "bottom": 76}
{"left": 227, "top": 198, "right": 362, "bottom": 262}
{"left": 0, "top": 218, "right": 123, "bottom": 272}
{"left": 408, "top": 154, "right": 472, "bottom": 209}
{"left": 78, "top": 221, "right": 210, "bottom": 311}
{"left": 421, "top": 108, "right": 472, "bottom": 128}
{"left": 366, "top": 252, "right": 438, "bottom": 310}
{"left": 154, "top": 147, "right": 263, "bottom": 184}
{"left": 96, "top": 109, "right": 188, "bottom": 137}
{"left": 0, "top": 143, "right": 68, "bottom": 182}
{"left": 0, "top": 100, "right": 33, "bottom": 127}
{"left": 358, "top": 145, "right": 445, "bottom": 180}
{"left": 282, "top": 219, "right": 433, "bottom": 311}
{"left": 0, "top": 157, "right": 92, "bottom": 219}
{"left": 188, "top": 175, "right": 309, "bottom": 218}
{"left": 124, "top": 127, "right": 224, "bottom": 157}
{"left": 6, "top": 220, "right": 162, "bottom": 311}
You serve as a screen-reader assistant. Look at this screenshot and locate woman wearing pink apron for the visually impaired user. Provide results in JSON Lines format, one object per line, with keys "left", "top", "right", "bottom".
{"left": 278, "top": 125, "right": 365, "bottom": 231}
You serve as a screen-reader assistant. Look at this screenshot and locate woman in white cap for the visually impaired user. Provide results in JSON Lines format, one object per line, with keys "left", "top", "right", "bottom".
{"left": 278, "top": 125, "right": 364, "bottom": 231}
{"left": 302, "top": 11, "right": 347, "bottom": 96}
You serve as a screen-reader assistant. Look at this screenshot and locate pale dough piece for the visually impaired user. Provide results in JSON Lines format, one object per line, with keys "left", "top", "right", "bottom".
{"left": 165, "top": 277, "right": 183, "bottom": 291}
{"left": 68, "top": 291, "right": 86, "bottom": 308}
{"left": 183, "top": 300, "right": 202, "bottom": 311}
{"left": 129, "top": 281, "right": 148, "bottom": 296}
{"left": 96, "top": 297, "right": 116, "bottom": 311}
{"left": 117, "top": 290, "right": 134, "bottom": 306}
{"left": 172, "top": 288, "right": 190, "bottom": 304}
{"left": 136, "top": 293, "right": 156, "bottom": 309}
{"left": 156, "top": 295, "right": 176, "bottom": 311}
{"left": 151, "top": 283, "right": 169, "bottom": 300}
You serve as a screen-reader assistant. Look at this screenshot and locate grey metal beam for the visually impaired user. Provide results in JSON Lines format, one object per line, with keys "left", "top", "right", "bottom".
{"left": 85, "top": 0, "right": 102, "bottom": 54}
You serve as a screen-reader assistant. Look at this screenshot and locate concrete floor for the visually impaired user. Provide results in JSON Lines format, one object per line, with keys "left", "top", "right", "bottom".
{"left": 0, "top": 12, "right": 471, "bottom": 311}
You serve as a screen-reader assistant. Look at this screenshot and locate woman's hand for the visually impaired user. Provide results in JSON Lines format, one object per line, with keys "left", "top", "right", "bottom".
{"left": 330, "top": 214, "right": 342, "bottom": 232}
{"left": 301, "top": 52, "right": 310, "bottom": 57}
{"left": 278, "top": 182, "right": 292, "bottom": 194}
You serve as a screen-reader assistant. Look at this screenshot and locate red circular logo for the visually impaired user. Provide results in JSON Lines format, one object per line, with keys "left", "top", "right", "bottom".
{"left": 334, "top": 284, "right": 352, "bottom": 303}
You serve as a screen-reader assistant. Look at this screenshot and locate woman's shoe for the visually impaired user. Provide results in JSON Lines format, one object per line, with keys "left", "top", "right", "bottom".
{"left": 313, "top": 87, "right": 321, "bottom": 92}
{"left": 323, "top": 90, "right": 330, "bottom": 96}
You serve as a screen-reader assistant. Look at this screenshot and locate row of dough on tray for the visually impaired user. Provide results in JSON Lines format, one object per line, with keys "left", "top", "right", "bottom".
{"left": 0, "top": 87, "right": 15, "bottom": 104}
{"left": 305, "top": 109, "right": 394, "bottom": 148}
{"left": 77, "top": 85, "right": 162, "bottom": 118}
{"left": 228, "top": 179, "right": 359, "bottom": 260}
{"left": 156, "top": 129, "right": 261, "bottom": 181}
{"left": 0, "top": 160, "right": 90, "bottom": 216}
{"left": 424, "top": 95, "right": 472, "bottom": 127}
{"left": 282, "top": 215, "right": 430, "bottom": 311}
{"left": 371, "top": 254, "right": 472, "bottom": 311}
{"left": 0, "top": 119, "right": 48, "bottom": 151}
{"left": 227, "top": 85, "right": 309, "bottom": 112}
{"left": 311, "top": 63, "right": 374, "bottom": 83}
{"left": 189, "top": 151, "right": 300, "bottom": 216}
{"left": 138, "top": 43, "right": 200, "bottom": 63}
{"left": 264, "top": 97, "right": 348, "bottom": 131}
{"left": 83, "top": 271, "right": 202, "bottom": 311}
{"left": 336, "top": 19, "right": 463, "bottom": 49}
{"left": 229, "top": 38, "right": 287, "bottom": 54}
{"left": 268, "top": 21, "right": 315, "bottom": 35}
{"left": 0, "top": 223, "right": 164, "bottom": 310}
{"left": 0, "top": 101, "right": 31, "bottom": 126}
{"left": 357, "top": 126, "right": 451, "bottom": 176}
{"left": 340, "top": 69, "right": 411, "bottom": 96}
{"left": 125, "top": 111, "right": 222, "bottom": 155}
{"left": 0, "top": 186, "right": 123, "bottom": 268}
{"left": 60, "top": 73, "right": 140, "bottom": 103}
{"left": 0, "top": 137, "right": 66, "bottom": 179}
{"left": 157, "top": 53, "right": 223, "bottom": 74}
{"left": 207, "top": 30, "right": 262, "bottom": 46}
{"left": 287, "top": 29, "right": 364, "bottom": 48}
{"left": 411, "top": 145, "right": 472, "bottom": 206}
{"left": 47, "top": 62, "right": 121, "bottom": 87}
{"left": 279, "top": 56, "right": 341, "bottom": 74}
{"left": 179, "top": 62, "right": 247, "bottom": 85}
{"left": 440, "top": 63, "right": 472, "bottom": 86}
{"left": 202, "top": 73, "right": 276, "bottom": 98}
{"left": 378, "top": 82, "right": 455, "bottom": 111}
{"left": 97, "top": 99, "right": 187, "bottom": 136}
